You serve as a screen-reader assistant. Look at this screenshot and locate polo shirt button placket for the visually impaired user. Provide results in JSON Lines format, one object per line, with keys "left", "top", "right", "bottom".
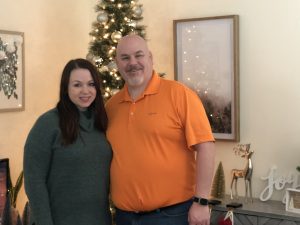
{"left": 130, "top": 102, "right": 135, "bottom": 116}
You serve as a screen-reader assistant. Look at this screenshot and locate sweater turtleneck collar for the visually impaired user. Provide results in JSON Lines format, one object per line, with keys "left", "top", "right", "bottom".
{"left": 79, "top": 109, "right": 94, "bottom": 132}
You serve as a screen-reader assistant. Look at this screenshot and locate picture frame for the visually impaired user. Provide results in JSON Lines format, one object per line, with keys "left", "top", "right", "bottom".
{"left": 0, "top": 158, "right": 9, "bottom": 218}
{"left": 0, "top": 30, "right": 25, "bottom": 112}
{"left": 286, "top": 188, "right": 300, "bottom": 214}
{"left": 173, "top": 15, "right": 239, "bottom": 141}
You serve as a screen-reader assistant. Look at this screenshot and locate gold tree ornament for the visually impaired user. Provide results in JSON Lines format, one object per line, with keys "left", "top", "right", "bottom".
{"left": 210, "top": 161, "right": 225, "bottom": 199}
{"left": 111, "top": 31, "right": 122, "bottom": 43}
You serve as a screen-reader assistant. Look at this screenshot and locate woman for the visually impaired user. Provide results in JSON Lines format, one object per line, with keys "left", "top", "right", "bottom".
{"left": 23, "top": 58, "right": 112, "bottom": 225}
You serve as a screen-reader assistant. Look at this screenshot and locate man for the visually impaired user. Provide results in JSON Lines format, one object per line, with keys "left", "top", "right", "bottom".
{"left": 106, "top": 34, "right": 215, "bottom": 225}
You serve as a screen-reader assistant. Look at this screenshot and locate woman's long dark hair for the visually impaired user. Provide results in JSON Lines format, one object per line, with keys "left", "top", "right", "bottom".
{"left": 57, "top": 58, "right": 107, "bottom": 145}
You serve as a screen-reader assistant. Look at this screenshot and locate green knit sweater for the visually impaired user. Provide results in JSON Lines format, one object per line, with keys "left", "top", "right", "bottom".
{"left": 24, "top": 108, "right": 112, "bottom": 225}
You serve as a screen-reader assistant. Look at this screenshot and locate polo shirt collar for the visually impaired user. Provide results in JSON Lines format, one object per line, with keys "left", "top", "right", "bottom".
{"left": 119, "top": 71, "right": 160, "bottom": 102}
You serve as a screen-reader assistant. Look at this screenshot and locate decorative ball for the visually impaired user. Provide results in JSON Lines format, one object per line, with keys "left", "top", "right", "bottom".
{"left": 111, "top": 31, "right": 122, "bottom": 43}
{"left": 108, "top": 47, "right": 116, "bottom": 56}
{"left": 107, "top": 61, "right": 117, "bottom": 72}
{"left": 97, "top": 11, "right": 108, "bottom": 23}
{"left": 132, "top": 5, "right": 142, "bottom": 18}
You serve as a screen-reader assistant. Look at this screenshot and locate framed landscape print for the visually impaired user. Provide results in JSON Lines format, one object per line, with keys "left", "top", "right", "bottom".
{"left": 174, "top": 15, "right": 239, "bottom": 141}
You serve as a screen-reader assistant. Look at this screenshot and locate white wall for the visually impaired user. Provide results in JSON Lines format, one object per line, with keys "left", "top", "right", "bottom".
{"left": 141, "top": 0, "right": 300, "bottom": 201}
{"left": 1, "top": 0, "right": 300, "bottom": 213}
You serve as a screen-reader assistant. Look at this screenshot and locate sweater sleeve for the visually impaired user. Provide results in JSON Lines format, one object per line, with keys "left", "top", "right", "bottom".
{"left": 23, "top": 111, "right": 58, "bottom": 225}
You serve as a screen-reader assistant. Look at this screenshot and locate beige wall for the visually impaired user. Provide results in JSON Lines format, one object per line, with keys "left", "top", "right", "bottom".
{"left": 1, "top": 0, "right": 300, "bottom": 213}
{"left": 0, "top": 0, "right": 96, "bottom": 212}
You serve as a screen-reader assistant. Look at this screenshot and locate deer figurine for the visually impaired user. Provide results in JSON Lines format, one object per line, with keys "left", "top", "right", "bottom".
{"left": 230, "top": 144, "right": 254, "bottom": 203}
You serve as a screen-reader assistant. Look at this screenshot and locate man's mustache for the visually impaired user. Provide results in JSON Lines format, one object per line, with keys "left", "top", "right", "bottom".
{"left": 126, "top": 65, "right": 143, "bottom": 72}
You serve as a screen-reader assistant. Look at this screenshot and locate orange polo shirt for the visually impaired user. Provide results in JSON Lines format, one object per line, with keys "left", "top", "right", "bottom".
{"left": 106, "top": 72, "right": 214, "bottom": 211}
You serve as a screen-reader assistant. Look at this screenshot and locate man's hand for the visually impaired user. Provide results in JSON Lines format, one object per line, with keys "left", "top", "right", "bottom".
{"left": 188, "top": 202, "right": 210, "bottom": 225}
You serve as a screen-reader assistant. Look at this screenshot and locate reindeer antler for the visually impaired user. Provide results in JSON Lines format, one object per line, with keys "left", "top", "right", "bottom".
{"left": 233, "top": 143, "right": 251, "bottom": 157}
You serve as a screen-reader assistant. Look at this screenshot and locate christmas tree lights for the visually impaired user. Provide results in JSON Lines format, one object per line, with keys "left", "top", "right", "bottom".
{"left": 87, "top": 0, "right": 146, "bottom": 100}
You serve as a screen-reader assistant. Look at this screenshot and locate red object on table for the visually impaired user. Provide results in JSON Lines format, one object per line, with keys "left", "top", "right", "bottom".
{"left": 218, "top": 216, "right": 232, "bottom": 225}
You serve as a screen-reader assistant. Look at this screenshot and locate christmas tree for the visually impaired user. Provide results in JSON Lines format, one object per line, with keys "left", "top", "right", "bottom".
{"left": 210, "top": 161, "right": 226, "bottom": 200}
{"left": 87, "top": 0, "right": 146, "bottom": 100}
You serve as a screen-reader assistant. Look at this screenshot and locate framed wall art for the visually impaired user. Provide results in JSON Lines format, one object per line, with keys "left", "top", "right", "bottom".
{"left": 0, "top": 158, "right": 9, "bottom": 218}
{"left": 0, "top": 30, "right": 25, "bottom": 112}
{"left": 286, "top": 188, "right": 300, "bottom": 214}
{"left": 174, "top": 15, "right": 239, "bottom": 141}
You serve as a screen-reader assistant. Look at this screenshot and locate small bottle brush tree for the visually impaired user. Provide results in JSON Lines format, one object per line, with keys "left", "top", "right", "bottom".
{"left": 210, "top": 161, "right": 225, "bottom": 200}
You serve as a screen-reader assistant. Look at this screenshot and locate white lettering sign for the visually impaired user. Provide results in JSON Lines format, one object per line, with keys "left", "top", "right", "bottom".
{"left": 259, "top": 166, "right": 299, "bottom": 202}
